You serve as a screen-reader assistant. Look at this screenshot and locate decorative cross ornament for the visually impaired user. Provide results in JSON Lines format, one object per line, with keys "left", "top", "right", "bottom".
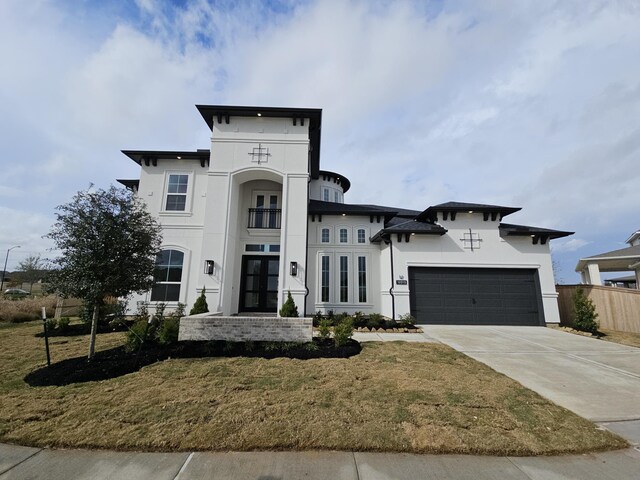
{"left": 248, "top": 144, "right": 271, "bottom": 164}
{"left": 460, "top": 228, "right": 483, "bottom": 251}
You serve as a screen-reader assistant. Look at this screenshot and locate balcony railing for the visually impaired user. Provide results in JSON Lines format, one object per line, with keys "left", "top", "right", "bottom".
{"left": 248, "top": 208, "right": 282, "bottom": 229}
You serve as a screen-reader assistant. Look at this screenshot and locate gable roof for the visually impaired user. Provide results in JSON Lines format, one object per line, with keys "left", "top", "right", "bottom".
{"left": 579, "top": 244, "right": 640, "bottom": 261}
{"left": 417, "top": 201, "right": 521, "bottom": 222}
{"left": 196, "top": 105, "right": 323, "bottom": 179}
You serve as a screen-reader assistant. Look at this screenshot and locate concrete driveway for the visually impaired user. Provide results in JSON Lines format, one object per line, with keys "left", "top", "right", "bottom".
{"left": 423, "top": 325, "right": 640, "bottom": 444}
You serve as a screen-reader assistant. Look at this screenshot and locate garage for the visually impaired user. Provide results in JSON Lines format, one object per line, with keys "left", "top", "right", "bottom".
{"left": 408, "top": 267, "right": 544, "bottom": 326}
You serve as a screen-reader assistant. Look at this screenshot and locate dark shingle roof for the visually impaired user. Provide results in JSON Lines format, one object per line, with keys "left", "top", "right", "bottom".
{"left": 121, "top": 150, "right": 210, "bottom": 166}
{"left": 499, "top": 223, "right": 573, "bottom": 240}
{"left": 308, "top": 200, "right": 397, "bottom": 217}
{"left": 417, "top": 201, "right": 521, "bottom": 222}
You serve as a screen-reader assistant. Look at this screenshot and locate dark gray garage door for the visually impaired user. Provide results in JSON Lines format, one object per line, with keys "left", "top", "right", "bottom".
{"left": 408, "top": 267, "right": 544, "bottom": 326}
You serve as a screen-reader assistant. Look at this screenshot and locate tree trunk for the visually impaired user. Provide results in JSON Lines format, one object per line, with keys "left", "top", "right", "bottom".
{"left": 88, "top": 303, "right": 99, "bottom": 360}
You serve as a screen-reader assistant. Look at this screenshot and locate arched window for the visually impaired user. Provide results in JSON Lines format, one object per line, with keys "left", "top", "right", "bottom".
{"left": 151, "top": 249, "right": 184, "bottom": 302}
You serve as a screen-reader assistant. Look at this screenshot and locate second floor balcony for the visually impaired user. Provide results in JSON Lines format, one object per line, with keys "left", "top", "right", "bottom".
{"left": 248, "top": 208, "right": 282, "bottom": 229}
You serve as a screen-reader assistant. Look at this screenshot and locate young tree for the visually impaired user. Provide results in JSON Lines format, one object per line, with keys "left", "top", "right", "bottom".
{"left": 17, "top": 254, "right": 46, "bottom": 293}
{"left": 189, "top": 287, "right": 209, "bottom": 315}
{"left": 47, "top": 186, "right": 162, "bottom": 360}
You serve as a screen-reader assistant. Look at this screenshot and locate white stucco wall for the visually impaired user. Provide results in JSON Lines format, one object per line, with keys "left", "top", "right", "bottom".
{"left": 384, "top": 212, "right": 560, "bottom": 324}
{"left": 305, "top": 215, "right": 383, "bottom": 315}
{"left": 309, "top": 176, "right": 345, "bottom": 202}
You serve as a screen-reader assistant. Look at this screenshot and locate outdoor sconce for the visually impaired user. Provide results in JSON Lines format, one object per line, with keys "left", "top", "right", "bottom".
{"left": 290, "top": 261, "right": 298, "bottom": 277}
{"left": 204, "top": 260, "right": 215, "bottom": 275}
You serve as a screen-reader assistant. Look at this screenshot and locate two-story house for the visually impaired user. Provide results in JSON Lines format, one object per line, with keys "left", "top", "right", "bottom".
{"left": 118, "top": 105, "right": 572, "bottom": 326}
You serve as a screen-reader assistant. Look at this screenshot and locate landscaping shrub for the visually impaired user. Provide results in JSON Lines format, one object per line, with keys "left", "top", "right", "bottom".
{"left": 573, "top": 288, "right": 599, "bottom": 334}
{"left": 367, "top": 313, "right": 384, "bottom": 329}
{"left": 125, "top": 319, "right": 150, "bottom": 352}
{"left": 334, "top": 316, "right": 354, "bottom": 347}
{"left": 313, "top": 310, "right": 324, "bottom": 327}
{"left": 398, "top": 313, "right": 416, "bottom": 327}
{"left": 318, "top": 318, "right": 332, "bottom": 340}
{"left": 157, "top": 317, "right": 180, "bottom": 345}
{"left": 57, "top": 316, "right": 71, "bottom": 332}
{"left": 45, "top": 318, "right": 57, "bottom": 331}
{"left": 352, "top": 311, "right": 366, "bottom": 327}
{"left": 279, "top": 290, "right": 299, "bottom": 317}
{"left": 190, "top": 287, "right": 209, "bottom": 315}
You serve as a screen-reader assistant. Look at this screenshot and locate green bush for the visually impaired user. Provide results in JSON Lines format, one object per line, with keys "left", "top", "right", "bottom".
{"left": 312, "top": 310, "right": 324, "bottom": 327}
{"left": 367, "top": 313, "right": 384, "bottom": 329}
{"left": 398, "top": 313, "right": 416, "bottom": 327}
{"left": 318, "top": 318, "right": 332, "bottom": 340}
{"left": 352, "top": 311, "right": 366, "bottom": 327}
{"left": 45, "top": 318, "right": 57, "bottom": 331}
{"left": 573, "top": 288, "right": 599, "bottom": 334}
{"left": 157, "top": 317, "right": 180, "bottom": 346}
{"left": 125, "top": 319, "right": 150, "bottom": 352}
{"left": 58, "top": 316, "right": 71, "bottom": 331}
{"left": 333, "top": 317, "right": 354, "bottom": 347}
{"left": 190, "top": 287, "right": 209, "bottom": 315}
{"left": 279, "top": 291, "right": 299, "bottom": 317}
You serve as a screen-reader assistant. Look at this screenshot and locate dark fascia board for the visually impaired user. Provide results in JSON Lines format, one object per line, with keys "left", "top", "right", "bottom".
{"left": 309, "top": 200, "right": 397, "bottom": 216}
{"left": 318, "top": 170, "right": 351, "bottom": 193}
{"left": 499, "top": 223, "right": 573, "bottom": 240}
{"left": 121, "top": 150, "right": 210, "bottom": 166}
{"left": 370, "top": 226, "right": 447, "bottom": 243}
{"left": 196, "top": 105, "right": 322, "bottom": 179}
{"left": 116, "top": 179, "right": 140, "bottom": 190}
{"left": 417, "top": 202, "right": 522, "bottom": 222}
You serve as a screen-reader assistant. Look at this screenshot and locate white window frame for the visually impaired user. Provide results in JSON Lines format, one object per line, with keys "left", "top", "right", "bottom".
{"left": 338, "top": 254, "right": 349, "bottom": 303}
{"left": 357, "top": 228, "right": 367, "bottom": 244}
{"left": 162, "top": 171, "right": 193, "bottom": 214}
{"left": 319, "top": 227, "right": 331, "bottom": 244}
{"left": 322, "top": 187, "right": 330, "bottom": 202}
{"left": 150, "top": 246, "right": 190, "bottom": 304}
{"left": 318, "top": 253, "right": 332, "bottom": 303}
{"left": 339, "top": 228, "right": 349, "bottom": 244}
{"left": 357, "top": 255, "right": 368, "bottom": 303}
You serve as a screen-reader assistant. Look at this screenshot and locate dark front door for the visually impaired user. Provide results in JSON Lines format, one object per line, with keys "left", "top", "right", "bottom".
{"left": 240, "top": 256, "right": 279, "bottom": 312}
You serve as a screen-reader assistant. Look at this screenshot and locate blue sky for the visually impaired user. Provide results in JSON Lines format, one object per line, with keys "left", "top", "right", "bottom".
{"left": 1, "top": 0, "right": 639, "bottom": 283}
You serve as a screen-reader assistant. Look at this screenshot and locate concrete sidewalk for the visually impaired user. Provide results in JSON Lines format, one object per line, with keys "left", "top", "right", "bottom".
{"left": 2, "top": 443, "right": 640, "bottom": 480}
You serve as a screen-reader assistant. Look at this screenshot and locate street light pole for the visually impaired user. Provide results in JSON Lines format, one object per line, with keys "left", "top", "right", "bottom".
{"left": 1, "top": 245, "right": 21, "bottom": 292}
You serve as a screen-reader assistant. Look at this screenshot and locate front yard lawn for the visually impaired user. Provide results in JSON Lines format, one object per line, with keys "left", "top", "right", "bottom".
{"left": 0, "top": 321, "right": 627, "bottom": 455}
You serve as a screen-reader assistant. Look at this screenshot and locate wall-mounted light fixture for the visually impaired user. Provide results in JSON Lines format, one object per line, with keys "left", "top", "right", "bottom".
{"left": 204, "top": 260, "right": 215, "bottom": 275}
{"left": 290, "top": 261, "right": 298, "bottom": 277}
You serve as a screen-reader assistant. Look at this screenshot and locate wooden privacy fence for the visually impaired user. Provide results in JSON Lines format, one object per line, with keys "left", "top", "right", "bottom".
{"left": 556, "top": 285, "right": 640, "bottom": 334}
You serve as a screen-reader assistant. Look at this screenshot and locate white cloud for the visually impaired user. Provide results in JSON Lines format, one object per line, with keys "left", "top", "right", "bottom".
{"left": 0, "top": 0, "right": 639, "bottom": 282}
{"left": 551, "top": 238, "right": 592, "bottom": 254}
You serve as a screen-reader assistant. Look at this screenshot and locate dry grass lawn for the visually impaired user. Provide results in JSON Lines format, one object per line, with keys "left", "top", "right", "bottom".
{"left": 0, "top": 321, "right": 626, "bottom": 455}
{"left": 598, "top": 329, "right": 640, "bottom": 348}
{"left": 0, "top": 296, "right": 57, "bottom": 322}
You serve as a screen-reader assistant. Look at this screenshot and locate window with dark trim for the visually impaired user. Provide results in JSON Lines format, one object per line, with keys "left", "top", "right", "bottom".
{"left": 151, "top": 249, "right": 184, "bottom": 301}
{"left": 358, "top": 256, "right": 367, "bottom": 303}
{"left": 321, "top": 255, "right": 330, "bottom": 302}
{"left": 165, "top": 174, "right": 188, "bottom": 211}
{"left": 357, "top": 229, "right": 366, "bottom": 243}
{"left": 340, "top": 256, "right": 348, "bottom": 302}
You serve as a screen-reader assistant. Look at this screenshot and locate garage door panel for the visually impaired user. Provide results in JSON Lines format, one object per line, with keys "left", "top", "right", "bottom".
{"left": 409, "top": 267, "right": 543, "bottom": 326}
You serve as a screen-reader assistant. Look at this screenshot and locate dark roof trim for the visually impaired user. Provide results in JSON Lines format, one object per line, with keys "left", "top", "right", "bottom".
{"left": 318, "top": 170, "right": 351, "bottom": 193}
{"left": 499, "top": 223, "right": 573, "bottom": 240}
{"left": 309, "top": 199, "right": 397, "bottom": 216}
{"left": 370, "top": 226, "right": 447, "bottom": 243}
{"left": 196, "top": 105, "right": 323, "bottom": 179}
{"left": 121, "top": 150, "right": 210, "bottom": 167}
{"left": 116, "top": 179, "right": 140, "bottom": 191}
{"left": 417, "top": 201, "right": 521, "bottom": 222}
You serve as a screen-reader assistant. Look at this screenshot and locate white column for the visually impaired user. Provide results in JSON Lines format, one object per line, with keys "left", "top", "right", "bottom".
{"left": 586, "top": 262, "right": 602, "bottom": 286}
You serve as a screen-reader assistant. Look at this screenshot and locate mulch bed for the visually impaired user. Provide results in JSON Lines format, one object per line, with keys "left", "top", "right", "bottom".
{"left": 24, "top": 338, "right": 361, "bottom": 387}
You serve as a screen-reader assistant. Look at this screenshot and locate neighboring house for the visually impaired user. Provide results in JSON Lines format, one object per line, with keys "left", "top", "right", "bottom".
{"left": 576, "top": 230, "right": 640, "bottom": 289}
{"left": 119, "top": 105, "right": 572, "bottom": 326}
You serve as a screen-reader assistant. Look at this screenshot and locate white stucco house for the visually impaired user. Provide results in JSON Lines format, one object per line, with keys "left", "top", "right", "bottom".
{"left": 118, "top": 105, "right": 572, "bottom": 327}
